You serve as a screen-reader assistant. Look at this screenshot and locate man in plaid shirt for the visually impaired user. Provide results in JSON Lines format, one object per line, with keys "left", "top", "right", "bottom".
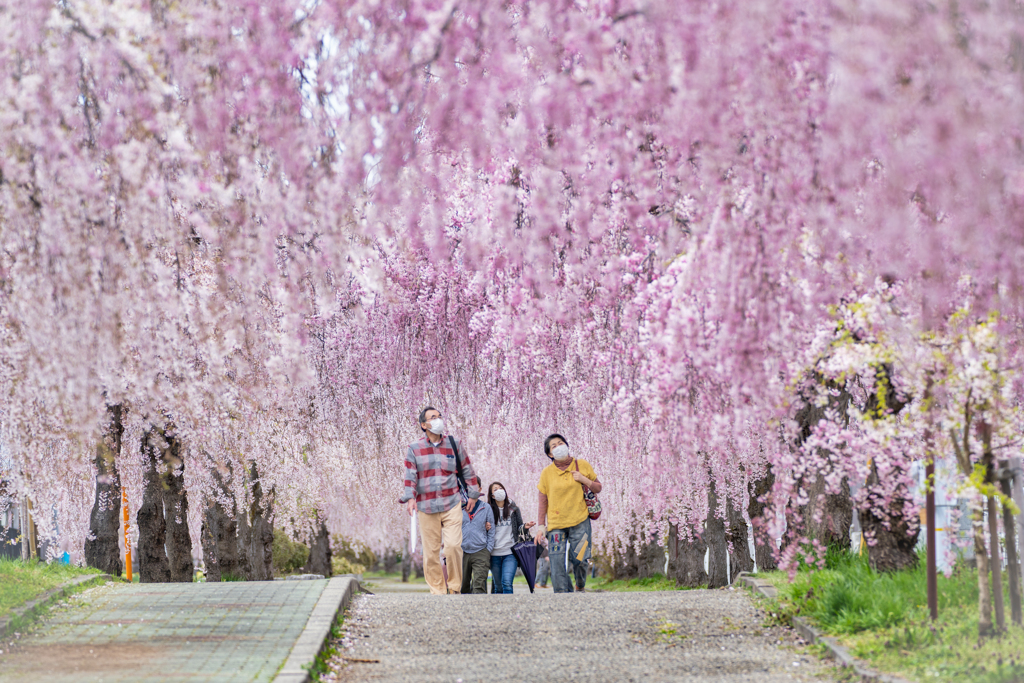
{"left": 399, "top": 406, "right": 481, "bottom": 594}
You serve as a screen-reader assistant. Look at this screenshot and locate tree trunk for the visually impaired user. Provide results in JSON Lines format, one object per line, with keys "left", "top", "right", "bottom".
{"left": 803, "top": 475, "right": 854, "bottom": 553}
{"left": 160, "top": 432, "right": 192, "bottom": 583}
{"left": 305, "top": 519, "right": 333, "bottom": 577}
{"left": 792, "top": 388, "right": 855, "bottom": 555}
{"left": 707, "top": 481, "right": 729, "bottom": 587}
{"left": 748, "top": 467, "right": 777, "bottom": 572}
{"left": 383, "top": 549, "right": 399, "bottom": 574}
{"left": 241, "top": 464, "right": 274, "bottom": 581}
{"left": 85, "top": 405, "right": 124, "bottom": 576}
{"left": 201, "top": 509, "right": 221, "bottom": 583}
{"left": 204, "top": 501, "right": 240, "bottom": 582}
{"left": 401, "top": 547, "right": 411, "bottom": 582}
{"left": 637, "top": 530, "right": 664, "bottom": 579}
{"left": 137, "top": 430, "right": 170, "bottom": 583}
{"left": 667, "top": 522, "right": 708, "bottom": 587}
{"left": 861, "top": 463, "right": 920, "bottom": 573}
{"left": 858, "top": 367, "right": 917, "bottom": 571}
{"left": 727, "top": 494, "right": 754, "bottom": 576}
{"left": 201, "top": 466, "right": 241, "bottom": 583}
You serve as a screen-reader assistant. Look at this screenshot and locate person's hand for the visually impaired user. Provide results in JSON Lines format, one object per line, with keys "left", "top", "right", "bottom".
{"left": 406, "top": 499, "right": 416, "bottom": 515}
{"left": 572, "top": 471, "right": 591, "bottom": 486}
{"left": 485, "top": 521, "right": 492, "bottom": 531}
{"left": 524, "top": 521, "right": 536, "bottom": 530}
{"left": 532, "top": 524, "right": 546, "bottom": 541}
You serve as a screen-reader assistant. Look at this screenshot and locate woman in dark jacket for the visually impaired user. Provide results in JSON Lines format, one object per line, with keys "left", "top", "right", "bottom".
{"left": 486, "top": 482, "right": 534, "bottom": 593}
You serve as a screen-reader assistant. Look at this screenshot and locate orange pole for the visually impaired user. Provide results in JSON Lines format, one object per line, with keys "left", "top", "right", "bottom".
{"left": 122, "top": 488, "right": 132, "bottom": 582}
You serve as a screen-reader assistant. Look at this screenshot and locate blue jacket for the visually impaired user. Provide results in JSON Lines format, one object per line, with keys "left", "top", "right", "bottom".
{"left": 461, "top": 498, "right": 495, "bottom": 554}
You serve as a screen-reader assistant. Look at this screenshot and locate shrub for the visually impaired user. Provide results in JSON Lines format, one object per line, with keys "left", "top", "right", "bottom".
{"left": 272, "top": 528, "right": 309, "bottom": 576}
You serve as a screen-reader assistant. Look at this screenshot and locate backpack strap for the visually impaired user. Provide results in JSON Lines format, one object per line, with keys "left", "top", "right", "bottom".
{"left": 450, "top": 435, "right": 462, "bottom": 470}
{"left": 448, "top": 435, "right": 469, "bottom": 502}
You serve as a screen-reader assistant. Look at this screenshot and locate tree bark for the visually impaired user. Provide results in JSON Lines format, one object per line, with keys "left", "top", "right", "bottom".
{"left": 240, "top": 463, "right": 274, "bottom": 581}
{"left": 85, "top": 404, "right": 124, "bottom": 576}
{"left": 793, "top": 392, "right": 855, "bottom": 555}
{"left": 401, "top": 547, "right": 411, "bottom": 582}
{"left": 706, "top": 522, "right": 728, "bottom": 585}
{"left": 137, "top": 430, "right": 170, "bottom": 583}
{"left": 861, "top": 463, "right": 920, "bottom": 573}
{"left": 667, "top": 522, "right": 708, "bottom": 587}
{"left": 383, "top": 549, "right": 399, "bottom": 574}
{"left": 858, "top": 365, "right": 918, "bottom": 571}
{"left": 637, "top": 530, "right": 664, "bottom": 579}
{"left": 160, "top": 431, "right": 192, "bottom": 583}
{"left": 201, "top": 472, "right": 240, "bottom": 583}
{"left": 804, "top": 475, "right": 854, "bottom": 553}
{"left": 748, "top": 467, "right": 777, "bottom": 571}
{"left": 727, "top": 494, "right": 754, "bottom": 576}
{"left": 304, "top": 519, "right": 333, "bottom": 577}
{"left": 201, "top": 510, "right": 221, "bottom": 583}
{"left": 707, "top": 480, "right": 730, "bottom": 587}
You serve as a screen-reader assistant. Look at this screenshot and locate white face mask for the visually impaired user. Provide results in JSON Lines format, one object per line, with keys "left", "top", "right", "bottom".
{"left": 492, "top": 489, "right": 506, "bottom": 502}
{"left": 427, "top": 417, "right": 445, "bottom": 434}
{"left": 551, "top": 444, "right": 570, "bottom": 461}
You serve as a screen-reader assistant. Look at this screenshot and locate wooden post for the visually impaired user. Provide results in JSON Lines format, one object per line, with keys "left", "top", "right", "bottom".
{"left": 25, "top": 498, "right": 38, "bottom": 561}
{"left": 1000, "top": 462, "right": 1021, "bottom": 626}
{"left": 988, "top": 495, "right": 1006, "bottom": 633}
{"left": 122, "top": 488, "right": 132, "bottom": 583}
{"left": 20, "top": 497, "right": 30, "bottom": 561}
{"left": 926, "top": 458, "right": 938, "bottom": 621}
{"left": 1012, "top": 457, "right": 1024, "bottom": 604}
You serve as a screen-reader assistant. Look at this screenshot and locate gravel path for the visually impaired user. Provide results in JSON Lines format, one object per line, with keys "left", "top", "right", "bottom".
{"left": 324, "top": 588, "right": 833, "bottom": 683}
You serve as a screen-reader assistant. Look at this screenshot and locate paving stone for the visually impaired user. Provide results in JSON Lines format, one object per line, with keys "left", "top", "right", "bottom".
{"left": 0, "top": 580, "right": 328, "bottom": 683}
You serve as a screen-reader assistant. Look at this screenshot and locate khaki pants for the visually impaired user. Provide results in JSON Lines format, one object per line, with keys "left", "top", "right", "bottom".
{"left": 419, "top": 506, "right": 464, "bottom": 594}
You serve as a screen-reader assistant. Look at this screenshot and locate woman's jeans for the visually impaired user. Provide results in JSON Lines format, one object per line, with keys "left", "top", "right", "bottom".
{"left": 490, "top": 553, "right": 518, "bottom": 594}
{"left": 547, "top": 517, "right": 592, "bottom": 593}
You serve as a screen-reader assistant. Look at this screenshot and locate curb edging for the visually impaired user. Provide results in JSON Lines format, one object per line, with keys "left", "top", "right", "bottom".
{"left": 0, "top": 572, "right": 112, "bottom": 639}
{"left": 735, "top": 572, "right": 914, "bottom": 683}
{"left": 273, "top": 575, "right": 360, "bottom": 683}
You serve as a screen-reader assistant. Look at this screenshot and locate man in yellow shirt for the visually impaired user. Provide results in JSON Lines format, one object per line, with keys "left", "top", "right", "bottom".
{"left": 534, "top": 434, "right": 602, "bottom": 593}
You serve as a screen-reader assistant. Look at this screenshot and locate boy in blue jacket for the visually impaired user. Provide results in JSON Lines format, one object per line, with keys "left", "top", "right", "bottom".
{"left": 460, "top": 496, "right": 495, "bottom": 594}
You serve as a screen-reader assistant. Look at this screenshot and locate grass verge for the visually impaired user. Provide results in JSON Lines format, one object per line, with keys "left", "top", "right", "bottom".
{"left": 0, "top": 558, "right": 103, "bottom": 621}
{"left": 308, "top": 607, "right": 348, "bottom": 682}
{"left": 586, "top": 573, "right": 690, "bottom": 592}
{"left": 757, "top": 550, "right": 1024, "bottom": 682}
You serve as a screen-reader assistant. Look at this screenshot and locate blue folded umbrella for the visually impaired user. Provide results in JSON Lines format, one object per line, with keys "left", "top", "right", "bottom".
{"left": 511, "top": 540, "right": 538, "bottom": 593}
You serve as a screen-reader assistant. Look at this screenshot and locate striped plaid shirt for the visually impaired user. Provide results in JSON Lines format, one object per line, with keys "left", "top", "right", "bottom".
{"left": 399, "top": 434, "right": 481, "bottom": 514}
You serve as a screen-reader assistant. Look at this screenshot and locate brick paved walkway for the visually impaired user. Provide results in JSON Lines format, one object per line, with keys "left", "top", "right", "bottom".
{"left": 0, "top": 579, "right": 328, "bottom": 683}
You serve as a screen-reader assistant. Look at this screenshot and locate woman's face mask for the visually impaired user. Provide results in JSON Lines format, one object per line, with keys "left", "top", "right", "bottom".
{"left": 551, "top": 444, "right": 570, "bottom": 461}
{"left": 492, "top": 488, "right": 506, "bottom": 502}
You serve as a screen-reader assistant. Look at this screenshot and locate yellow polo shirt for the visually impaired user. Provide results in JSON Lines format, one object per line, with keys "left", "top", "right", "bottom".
{"left": 538, "top": 458, "right": 597, "bottom": 530}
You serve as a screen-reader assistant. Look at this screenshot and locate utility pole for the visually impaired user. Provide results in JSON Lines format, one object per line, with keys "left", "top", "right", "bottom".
{"left": 123, "top": 488, "right": 133, "bottom": 583}
{"left": 926, "top": 457, "right": 938, "bottom": 620}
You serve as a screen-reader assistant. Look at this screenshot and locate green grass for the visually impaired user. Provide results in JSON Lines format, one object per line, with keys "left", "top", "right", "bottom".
{"left": 306, "top": 606, "right": 347, "bottom": 682}
{"left": 758, "top": 549, "right": 1024, "bottom": 682}
{"left": 585, "top": 573, "right": 690, "bottom": 592}
{"left": 0, "top": 558, "right": 103, "bottom": 620}
{"left": 361, "top": 570, "right": 426, "bottom": 586}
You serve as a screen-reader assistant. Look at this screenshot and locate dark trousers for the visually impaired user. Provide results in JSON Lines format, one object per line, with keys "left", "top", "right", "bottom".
{"left": 461, "top": 548, "right": 490, "bottom": 594}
